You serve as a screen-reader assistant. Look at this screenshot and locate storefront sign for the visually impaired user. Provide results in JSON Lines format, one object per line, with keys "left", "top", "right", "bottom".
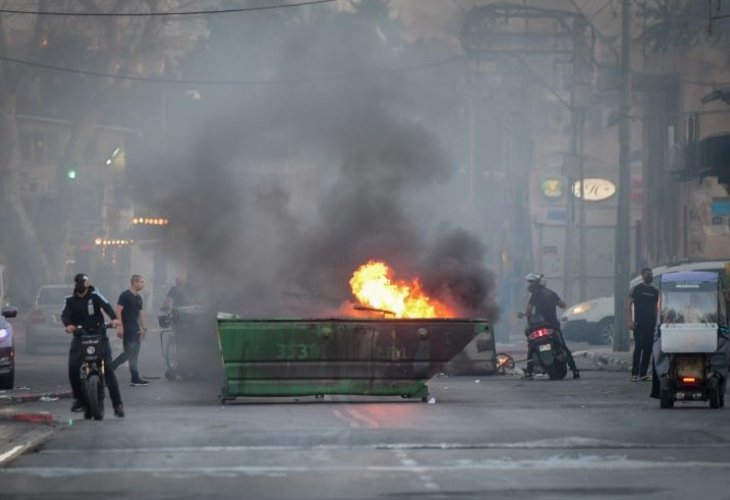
{"left": 541, "top": 178, "right": 563, "bottom": 199}
{"left": 572, "top": 178, "right": 616, "bottom": 201}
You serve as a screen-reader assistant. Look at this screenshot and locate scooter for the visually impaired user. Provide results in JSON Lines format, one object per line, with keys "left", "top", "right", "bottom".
{"left": 517, "top": 312, "right": 569, "bottom": 380}
{"left": 75, "top": 324, "right": 113, "bottom": 420}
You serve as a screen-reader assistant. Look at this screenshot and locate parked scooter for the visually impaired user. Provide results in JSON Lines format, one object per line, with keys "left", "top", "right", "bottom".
{"left": 653, "top": 271, "right": 730, "bottom": 409}
{"left": 518, "top": 313, "right": 568, "bottom": 380}
{"left": 75, "top": 323, "right": 114, "bottom": 420}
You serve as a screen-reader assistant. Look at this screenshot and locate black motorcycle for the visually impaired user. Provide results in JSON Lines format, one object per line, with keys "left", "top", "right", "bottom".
{"left": 75, "top": 324, "right": 112, "bottom": 420}
{"left": 525, "top": 323, "right": 569, "bottom": 380}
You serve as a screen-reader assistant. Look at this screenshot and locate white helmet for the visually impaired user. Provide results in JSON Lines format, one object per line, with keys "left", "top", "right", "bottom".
{"left": 525, "top": 272, "right": 547, "bottom": 287}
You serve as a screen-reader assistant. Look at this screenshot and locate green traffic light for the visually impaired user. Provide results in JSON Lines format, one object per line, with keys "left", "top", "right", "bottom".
{"left": 67, "top": 169, "right": 76, "bottom": 180}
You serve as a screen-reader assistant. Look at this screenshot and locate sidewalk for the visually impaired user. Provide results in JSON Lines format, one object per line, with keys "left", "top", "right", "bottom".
{"left": 0, "top": 411, "right": 57, "bottom": 467}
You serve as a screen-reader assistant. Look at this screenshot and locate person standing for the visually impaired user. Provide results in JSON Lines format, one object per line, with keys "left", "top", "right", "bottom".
{"left": 162, "top": 276, "right": 191, "bottom": 311}
{"left": 628, "top": 267, "right": 659, "bottom": 382}
{"left": 62, "top": 273, "right": 125, "bottom": 417}
{"left": 111, "top": 274, "right": 150, "bottom": 386}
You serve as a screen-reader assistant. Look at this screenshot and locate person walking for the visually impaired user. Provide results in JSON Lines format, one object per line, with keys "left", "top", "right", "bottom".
{"left": 628, "top": 267, "right": 659, "bottom": 382}
{"left": 111, "top": 274, "right": 150, "bottom": 386}
{"left": 62, "top": 273, "right": 125, "bottom": 417}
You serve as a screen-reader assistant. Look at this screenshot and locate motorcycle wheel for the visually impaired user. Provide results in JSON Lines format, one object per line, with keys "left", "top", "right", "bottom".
{"left": 85, "top": 374, "right": 104, "bottom": 420}
{"left": 545, "top": 364, "right": 562, "bottom": 380}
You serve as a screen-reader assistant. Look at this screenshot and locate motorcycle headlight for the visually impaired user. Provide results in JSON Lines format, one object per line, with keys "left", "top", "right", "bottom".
{"left": 0, "top": 329, "right": 8, "bottom": 340}
{"left": 569, "top": 303, "right": 594, "bottom": 316}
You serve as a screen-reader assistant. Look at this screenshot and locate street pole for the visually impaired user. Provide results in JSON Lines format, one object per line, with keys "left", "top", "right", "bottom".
{"left": 613, "top": 0, "right": 632, "bottom": 352}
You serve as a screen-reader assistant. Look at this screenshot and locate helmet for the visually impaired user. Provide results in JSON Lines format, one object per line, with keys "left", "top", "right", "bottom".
{"left": 525, "top": 272, "right": 547, "bottom": 287}
{"left": 74, "top": 273, "right": 89, "bottom": 285}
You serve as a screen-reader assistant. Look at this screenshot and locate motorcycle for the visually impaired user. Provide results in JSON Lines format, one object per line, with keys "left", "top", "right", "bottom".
{"left": 75, "top": 323, "right": 113, "bottom": 420}
{"left": 519, "top": 313, "right": 569, "bottom": 380}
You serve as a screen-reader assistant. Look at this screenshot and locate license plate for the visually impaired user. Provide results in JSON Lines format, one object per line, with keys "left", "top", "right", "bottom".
{"left": 538, "top": 344, "right": 551, "bottom": 352}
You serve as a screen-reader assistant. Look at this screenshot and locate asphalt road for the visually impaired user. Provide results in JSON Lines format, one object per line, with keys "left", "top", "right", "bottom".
{"left": 2, "top": 330, "right": 730, "bottom": 500}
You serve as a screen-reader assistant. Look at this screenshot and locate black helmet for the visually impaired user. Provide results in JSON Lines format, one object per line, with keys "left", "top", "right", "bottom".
{"left": 74, "top": 273, "right": 89, "bottom": 285}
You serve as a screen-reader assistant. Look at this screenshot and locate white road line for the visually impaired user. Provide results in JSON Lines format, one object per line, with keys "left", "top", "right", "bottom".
{"left": 8, "top": 457, "right": 730, "bottom": 478}
{"left": 35, "top": 438, "right": 730, "bottom": 455}
{"left": 332, "top": 409, "right": 360, "bottom": 428}
{"left": 392, "top": 448, "right": 440, "bottom": 492}
{"left": 345, "top": 407, "right": 381, "bottom": 428}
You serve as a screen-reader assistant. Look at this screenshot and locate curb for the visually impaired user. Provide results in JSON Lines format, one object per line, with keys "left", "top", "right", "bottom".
{"left": 0, "top": 391, "right": 72, "bottom": 406}
{"left": 576, "top": 350, "right": 631, "bottom": 372}
{"left": 0, "top": 426, "right": 55, "bottom": 467}
{"left": 0, "top": 411, "right": 56, "bottom": 425}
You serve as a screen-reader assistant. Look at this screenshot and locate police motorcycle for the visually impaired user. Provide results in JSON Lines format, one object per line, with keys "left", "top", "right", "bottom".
{"left": 518, "top": 312, "right": 569, "bottom": 380}
{"left": 75, "top": 323, "right": 114, "bottom": 420}
{"left": 653, "top": 271, "right": 730, "bottom": 409}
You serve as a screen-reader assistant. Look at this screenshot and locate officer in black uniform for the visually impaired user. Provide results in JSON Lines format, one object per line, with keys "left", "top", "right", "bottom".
{"left": 61, "top": 273, "right": 125, "bottom": 417}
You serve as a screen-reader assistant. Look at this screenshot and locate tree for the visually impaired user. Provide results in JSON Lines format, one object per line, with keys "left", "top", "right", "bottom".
{"left": 0, "top": 0, "right": 205, "bottom": 302}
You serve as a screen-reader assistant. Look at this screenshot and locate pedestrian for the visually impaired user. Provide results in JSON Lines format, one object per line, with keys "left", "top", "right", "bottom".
{"left": 162, "top": 276, "right": 191, "bottom": 311}
{"left": 524, "top": 272, "right": 580, "bottom": 379}
{"left": 628, "top": 267, "right": 659, "bottom": 382}
{"left": 111, "top": 274, "right": 150, "bottom": 386}
{"left": 61, "top": 273, "right": 125, "bottom": 417}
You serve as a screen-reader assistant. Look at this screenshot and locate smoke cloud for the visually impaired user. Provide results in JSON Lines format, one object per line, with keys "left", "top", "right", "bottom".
{"left": 131, "top": 5, "right": 500, "bottom": 321}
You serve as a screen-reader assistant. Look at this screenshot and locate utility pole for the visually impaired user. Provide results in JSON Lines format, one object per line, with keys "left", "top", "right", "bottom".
{"left": 613, "top": 0, "right": 631, "bottom": 352}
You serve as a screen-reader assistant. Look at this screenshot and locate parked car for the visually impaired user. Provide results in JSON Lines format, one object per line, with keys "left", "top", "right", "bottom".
{"left": 0, "top": 306, "right": 18, "bottom": 389}
{"left": 25, "top": 284, "right": 70, "bottom": 353}
{"left": 561, "top": 260, "right": 729, "bottom": 345}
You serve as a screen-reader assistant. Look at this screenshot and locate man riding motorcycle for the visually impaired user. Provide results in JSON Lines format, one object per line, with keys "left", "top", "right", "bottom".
{"left": 524, "top": 272, "right": 580, "bottom": 380}
{"left": 61, "top": 273, "right": 125, "bottom": 417}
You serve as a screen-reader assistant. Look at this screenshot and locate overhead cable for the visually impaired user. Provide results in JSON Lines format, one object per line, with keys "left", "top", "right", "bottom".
{"left": 0, "top": 0, "right": 337, "bottom": 17}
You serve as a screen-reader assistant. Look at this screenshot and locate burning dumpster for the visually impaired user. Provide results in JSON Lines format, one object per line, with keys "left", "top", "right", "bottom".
{"left": 217, "top": 316, "right": 487, "bottom": 402}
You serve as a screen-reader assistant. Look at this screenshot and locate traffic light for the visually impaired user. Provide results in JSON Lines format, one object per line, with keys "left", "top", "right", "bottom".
{"left": 66, "top": 169, "right": 77, "bottom": 180}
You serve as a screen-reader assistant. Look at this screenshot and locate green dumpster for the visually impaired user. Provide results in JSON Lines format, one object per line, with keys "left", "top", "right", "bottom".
{"left": 216, "top": 315, "right": 488, "bottom": 402}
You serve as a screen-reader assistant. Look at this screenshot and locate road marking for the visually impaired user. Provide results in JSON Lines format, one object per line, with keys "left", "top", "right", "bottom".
{"left": 392, "top": 449, "right": 440, "bottom": 491}
{"left": 332, "top": 409, "right": 360, "bottom": 428}
{"left": 35, "top": 437, "right": 730, "bottom": 455}
{"left": 8, "top": 457, "right": 730, "bottom": 478}
{"left": 345, "top": 407, "right": 380, "bottom": 428}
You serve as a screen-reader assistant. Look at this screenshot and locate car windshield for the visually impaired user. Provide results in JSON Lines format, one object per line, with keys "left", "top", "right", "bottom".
{"left": 38, "top": 287, "right": 69, "bottom": 305}
{"left": 661, "top": 290, "right": 718, "bottom": 324}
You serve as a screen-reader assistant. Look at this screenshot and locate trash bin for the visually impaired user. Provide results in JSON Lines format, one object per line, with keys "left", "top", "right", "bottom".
{"left": 216, "top": 315, "right": 488, "bottom": 402}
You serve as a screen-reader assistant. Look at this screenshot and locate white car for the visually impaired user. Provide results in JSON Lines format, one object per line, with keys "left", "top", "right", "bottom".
{"left": 561, "top": 260, "right": 729, "bottom": 345}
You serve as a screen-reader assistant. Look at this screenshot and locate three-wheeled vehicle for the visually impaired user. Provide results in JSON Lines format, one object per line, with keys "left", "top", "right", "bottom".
{"left": 653, "top": 271, "right": 730, "bottom": 409}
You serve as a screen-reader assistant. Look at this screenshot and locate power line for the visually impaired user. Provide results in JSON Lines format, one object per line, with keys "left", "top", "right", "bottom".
{"left": 0, "top": 52, "right": 464, "bottom": 86}
{"left": 0, "top": 0, "right": 337, "bottom": 17}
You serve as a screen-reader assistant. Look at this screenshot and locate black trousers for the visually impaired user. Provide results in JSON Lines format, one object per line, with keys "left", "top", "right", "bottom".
{"left": 68, "top": 336, "right": 123, "bottom": 408}
{"left": 111, "top": 335, "right": 142, "bottom": 381}
{"left": 632, "top": 324, "right": 654, "bottom": 377}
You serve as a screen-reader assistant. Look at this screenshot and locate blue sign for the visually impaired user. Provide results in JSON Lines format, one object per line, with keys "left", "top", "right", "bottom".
{"left": 712, "top": 198, "right": 730, "bottom": 217}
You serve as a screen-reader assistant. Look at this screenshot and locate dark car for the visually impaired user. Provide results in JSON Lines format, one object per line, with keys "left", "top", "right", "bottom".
{"left": 0, "top": 307, "right": 18, "bottom": 389}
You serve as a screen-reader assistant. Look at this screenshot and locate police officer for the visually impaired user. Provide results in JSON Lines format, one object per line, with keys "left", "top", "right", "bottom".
{"left": 61, "top": 273, "right": 125, "bottom": 417}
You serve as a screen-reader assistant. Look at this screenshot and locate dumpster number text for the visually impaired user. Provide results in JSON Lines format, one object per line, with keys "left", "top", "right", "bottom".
{"left": 276, "top": 343, "right": 321, "bottom": 360}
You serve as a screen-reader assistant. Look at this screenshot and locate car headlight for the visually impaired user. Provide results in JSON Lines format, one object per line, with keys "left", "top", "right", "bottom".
{"left": 0, "top": 329, "right": 8, "bottom": 340}
{"left": 569, "top": 303, "right": 594, "bottom": 316}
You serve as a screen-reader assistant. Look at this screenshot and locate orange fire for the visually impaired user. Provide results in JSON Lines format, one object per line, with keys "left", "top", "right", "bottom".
{"left": 349, "top": 261, "right": 454, "bottom": 318}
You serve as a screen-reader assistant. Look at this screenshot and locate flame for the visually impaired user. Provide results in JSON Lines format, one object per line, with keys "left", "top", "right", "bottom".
{"left": 349, "top": 261, "right": 454, "bottom": 318}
